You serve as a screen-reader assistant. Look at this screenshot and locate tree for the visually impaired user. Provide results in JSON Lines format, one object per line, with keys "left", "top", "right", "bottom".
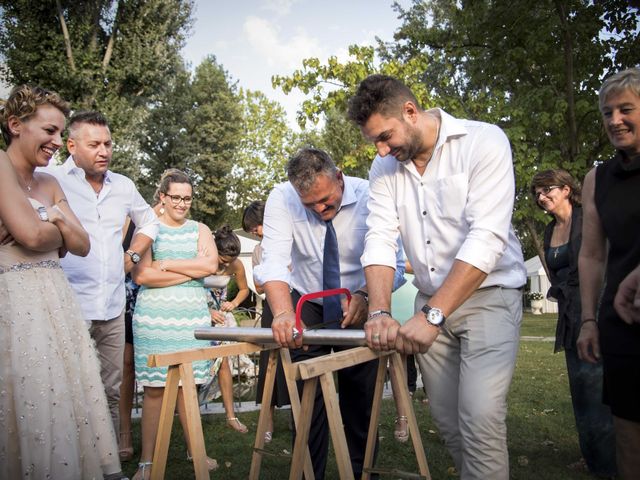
{"left": 139, "top": 56, "right": 243, "bottom": 229}
{"left": 0, "top": 0, "right": 193, "bottom": 179}
{"left": 222, "top": 89, "right": 296, "bottom": 226}
{"left": 272, "top": 0, "right": 640, "bottom": 262}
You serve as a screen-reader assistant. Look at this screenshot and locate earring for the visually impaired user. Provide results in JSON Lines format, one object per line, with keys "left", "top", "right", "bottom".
{"left": 159, "top": 206, "right": 165, "bottom": 215}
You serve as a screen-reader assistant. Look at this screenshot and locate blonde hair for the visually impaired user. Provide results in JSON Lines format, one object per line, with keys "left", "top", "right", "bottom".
{"left": 599, "top": 68, "right": 640, "bottom": 111}
{"left": 0, "top": 85, "right": 70, "bottom": 145}
{"left": 153, "top": 168, "right": 192, "bottom": 204}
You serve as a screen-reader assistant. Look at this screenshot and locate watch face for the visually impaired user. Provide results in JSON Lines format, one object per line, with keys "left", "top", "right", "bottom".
{"left": 427, "top": 309, "right": 444, "bottom": 326}
{"left": 37, "top": 206, "right": 49, "bottom": 222}
{"left": 421, "top": 305, "right": 444, "bottom": 326}
{"left": 127, "top": 251, "right": 141, "bottom": 263}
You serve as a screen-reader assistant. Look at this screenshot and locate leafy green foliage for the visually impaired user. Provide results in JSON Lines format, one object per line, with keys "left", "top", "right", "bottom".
{"left": 272, "top": 0, "right": 639, "bottom": 261}
{"left": 138, "top": 56, "right": 243, "bottom": 229}
{"left": 222, "top": 89, "right": 296, "bottom": 226}
{"left": 0, "top": 0, "right": 194, "bottom": 180}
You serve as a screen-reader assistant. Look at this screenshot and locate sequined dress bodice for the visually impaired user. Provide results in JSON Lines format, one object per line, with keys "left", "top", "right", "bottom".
{"left": 0, "top": 198, "right": 58, "bottom": 270}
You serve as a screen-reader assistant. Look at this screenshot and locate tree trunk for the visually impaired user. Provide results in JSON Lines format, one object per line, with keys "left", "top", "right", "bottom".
{"left": 524, "top": 216, "right": 550, "bottom": 278}
{"left": 555, "top": 0, "right": 578, "bottom": 163}
{"left": 102, "top": 0, "right": 121, "bottom": 73}
{"left": 55, "top": 0, "right": 76, "bottom": 73}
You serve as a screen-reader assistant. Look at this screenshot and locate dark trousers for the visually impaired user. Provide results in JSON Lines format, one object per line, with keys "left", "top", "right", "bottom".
{"left": 290, "top": 290, "right": 378, "bottom": 479}
{"left": 406, "top": 354, "right": 417, "bottom": 393}
{"left": 565, "top": 347, "right": 617, "bottom": 476}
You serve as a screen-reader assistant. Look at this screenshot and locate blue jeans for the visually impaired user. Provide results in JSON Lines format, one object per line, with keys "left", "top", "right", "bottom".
{"left": 565, "top": 347, "right": 616, "bottom": 476}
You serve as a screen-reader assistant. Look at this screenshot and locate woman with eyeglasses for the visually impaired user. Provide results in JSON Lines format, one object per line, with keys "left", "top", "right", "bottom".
{"left": 530, "top": 169, "right": 616, "bottom": 477}
{"left": 131, "top": 169, "right": 219, "bottom": 479}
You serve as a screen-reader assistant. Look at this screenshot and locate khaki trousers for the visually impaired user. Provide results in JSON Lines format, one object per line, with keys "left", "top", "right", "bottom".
{"left": 89, "top": 311, "right": 125, "bottom": 439}
{"left": 415, "top": 287, "right": 522, "bottom": 480}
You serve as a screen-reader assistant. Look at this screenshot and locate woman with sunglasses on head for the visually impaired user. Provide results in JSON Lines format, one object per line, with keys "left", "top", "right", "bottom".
{"left": 530, "top": 169, "right": 616, "bottom": 477}
{"left": 0, "top": 85, "right": 125, "bottom": 479}
{"left": 131, "top": 169, "right": 219, "bottom": 479}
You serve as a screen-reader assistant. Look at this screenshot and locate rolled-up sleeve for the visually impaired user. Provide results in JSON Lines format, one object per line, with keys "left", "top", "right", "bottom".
{"left": 362, "top": 156, "right": 401, "bottom": 270}
{"left": 455, "top": 125, "right": 513, "bottom": 273}
{"left": 130, "top": 185, "right": 159, "bottom": 240}
{"left": 253, "top": 185, "right": 294, "bottom": 285}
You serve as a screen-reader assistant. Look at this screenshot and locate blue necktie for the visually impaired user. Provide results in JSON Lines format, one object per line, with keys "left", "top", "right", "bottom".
{"left": 323, "top": 219, "right": 342, "bottom": 325}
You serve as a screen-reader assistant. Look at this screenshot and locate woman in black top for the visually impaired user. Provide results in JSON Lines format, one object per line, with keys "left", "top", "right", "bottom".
{"left": 531, "top": 169, "right": 616, "bottom": 477}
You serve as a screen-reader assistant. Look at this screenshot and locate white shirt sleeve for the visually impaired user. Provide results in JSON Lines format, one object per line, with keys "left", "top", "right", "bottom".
{"left": 455, "top": 124, "right": 513, "bottom": 273}
{"left": 362, "top": 156, "right": 401, "bottom": 270}
{"left": 129, "top": 185, "right": 159, "bottom": 241}
{"left": 253, "top": 185, "right": 294, "bottom": 285}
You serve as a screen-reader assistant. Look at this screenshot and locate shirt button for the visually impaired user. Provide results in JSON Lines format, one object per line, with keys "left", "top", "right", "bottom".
{"left": 426, "top": 240, "right": 431, "bottom": 244}
{"left": 430, "top": 267, "right": 435, "bottom": 272}
{"left": 422, "top": 211, "right": 427, "bottom": 216}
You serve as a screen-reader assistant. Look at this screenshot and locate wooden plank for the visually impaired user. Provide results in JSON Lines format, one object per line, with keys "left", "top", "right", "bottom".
{"left": 179, "top": 362, "right": 209, "bottom": 479}
{"left": 361, "top": 355, "right": 388, "bottom": 480}
{"left": 388, "top": 353, "right": 431, "bottom": 480}
{"left": 289, "top": 377, "right": 317, "bottom": 480}
{"left": 249, "top": 348, "right": 279, "bottom": 479}
{"left": 296, "top": 347, "right": 392, "bottom": 380}
{"left": 280, "top": 349, "right": 315, "bottom": 480}
{"left": 150, "top": 365, "right": 180, "bottom": 480}
{"left": 320, "top": 372, "right": 354, "bottom": 480}
{"left": 148, "top": 342, "right": 267, "bottom": 367}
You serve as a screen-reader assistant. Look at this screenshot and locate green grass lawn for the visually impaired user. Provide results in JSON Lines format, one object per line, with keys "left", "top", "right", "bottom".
{"left": 123, "top": 312, "right": 594, "bottom": 479}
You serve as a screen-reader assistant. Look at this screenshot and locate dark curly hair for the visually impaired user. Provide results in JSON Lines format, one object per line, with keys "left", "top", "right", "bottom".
{"left": 242, "top": 200, "right": 265, "bottom": 233}
{"left": 347, "top": 74, "right": 421, "bottom": 126}
{"left": 214, "top": 225, "right": 241, "bottom": 258}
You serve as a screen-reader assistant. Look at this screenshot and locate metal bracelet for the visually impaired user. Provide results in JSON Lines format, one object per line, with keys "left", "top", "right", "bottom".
{"left": 367, "top": 309, "right": 392, "bottom": 320}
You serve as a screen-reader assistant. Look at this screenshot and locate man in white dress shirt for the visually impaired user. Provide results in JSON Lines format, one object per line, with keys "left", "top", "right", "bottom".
{"left": 348, "top": 75, "right": 526, "bottom": 479}
{"left": 254, "top": 147, "right": 405, "bottom": 479}
{"left": 44, "top": 111, "right": 159, "bottom": 437}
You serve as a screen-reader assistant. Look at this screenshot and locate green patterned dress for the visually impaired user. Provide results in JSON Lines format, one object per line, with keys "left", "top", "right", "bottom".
{"left": 133, "top": 219, "right": 211, "bottom": 386}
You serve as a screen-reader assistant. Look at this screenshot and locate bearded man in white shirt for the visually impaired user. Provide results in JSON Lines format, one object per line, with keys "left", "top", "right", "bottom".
{"left": 44, "top": 111, "right": 159, "bottom": 438}
{"left": 348, "top": 75, "right": 527, "bottom": 480}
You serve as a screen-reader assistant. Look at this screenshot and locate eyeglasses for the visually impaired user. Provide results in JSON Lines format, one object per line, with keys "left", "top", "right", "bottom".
{"left": 534, "top": 185, "right": 560, "bottom": 200}
{"left": 166, "top": 194, "right": 193, "bottom": 205}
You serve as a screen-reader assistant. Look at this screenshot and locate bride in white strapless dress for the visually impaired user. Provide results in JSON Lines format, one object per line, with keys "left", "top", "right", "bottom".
{"left": 0, "top": 86, "right": 122, "bottom": 479}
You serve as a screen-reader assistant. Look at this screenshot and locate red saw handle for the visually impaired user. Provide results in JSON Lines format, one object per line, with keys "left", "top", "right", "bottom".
{"left": 294, "top": 288, "right": 352, "bottom": 334}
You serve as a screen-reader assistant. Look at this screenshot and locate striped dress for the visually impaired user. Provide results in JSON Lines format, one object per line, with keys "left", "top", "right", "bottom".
{"left": 133, "top": 219, "right": 211, "bottom": 387}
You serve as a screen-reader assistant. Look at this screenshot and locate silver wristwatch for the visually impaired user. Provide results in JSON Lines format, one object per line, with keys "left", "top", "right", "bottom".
{"left": 125, "top": 250, "right": 141, "bottom": 264}
{"left": 421, "top": 304, "right": 445, "bottom": 327}
{"left": 37, "top": 206, "right": 49, "bottom": 222}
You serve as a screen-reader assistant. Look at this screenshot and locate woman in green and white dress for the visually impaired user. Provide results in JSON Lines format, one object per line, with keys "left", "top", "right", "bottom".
{"left": 132, "top": 169, "right": 219, "bottom": 480}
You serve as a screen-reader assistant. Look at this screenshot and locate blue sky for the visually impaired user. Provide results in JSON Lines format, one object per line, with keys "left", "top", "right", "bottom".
{"left": 181, "top": 0, "right": 410, "bottom": 128}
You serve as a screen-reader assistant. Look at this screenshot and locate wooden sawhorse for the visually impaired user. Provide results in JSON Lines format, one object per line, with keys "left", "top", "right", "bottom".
{"left": 146, "top": 342, "right": 269, "bottom": 480}
{"left": 250, "top": 346, "right": 431, "bottom": 480}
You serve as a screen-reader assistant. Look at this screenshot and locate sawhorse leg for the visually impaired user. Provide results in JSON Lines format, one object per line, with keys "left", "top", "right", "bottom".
{"left": 151, "top": 363, "right": 209, "bottom": 480}
{"left": 362, "top": 352, "right": 431, "bottom": 480}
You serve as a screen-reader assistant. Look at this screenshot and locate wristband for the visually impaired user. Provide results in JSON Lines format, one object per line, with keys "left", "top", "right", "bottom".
{"left": 581, "top": 318, "right": 597, "bottom": 326}
{"left": 353, "top": 289, "right": 369, "bottom": 303}
{"left": 368, "top": 309, "right": 392, "bottom": 320}
{"left": 274, "top": 309, "right": 293, "bottom": 320}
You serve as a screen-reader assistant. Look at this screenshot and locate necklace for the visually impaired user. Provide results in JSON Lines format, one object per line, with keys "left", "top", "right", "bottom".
{"left": 23, "top": 175, "right": 35, "bottom": 192}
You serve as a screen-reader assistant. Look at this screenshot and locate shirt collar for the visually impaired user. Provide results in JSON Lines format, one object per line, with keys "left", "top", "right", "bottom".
{"left": 339, "top": 175, "right": 358, "bottom": 209}
{"left": 63, "top": 155, "right": 112, "bottom": 183}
